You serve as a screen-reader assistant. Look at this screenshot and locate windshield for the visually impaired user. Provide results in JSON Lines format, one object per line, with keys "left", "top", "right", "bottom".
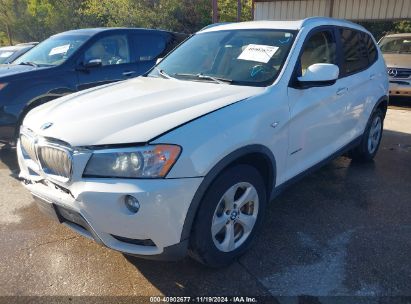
{"left": 149, "top": 29, "right": 296, "bottom": 86}
{"left": 379, "top": 37, "right": 411, "bottom": 54}
{"left": 14, "top": 34, "right": 89, "bottom": 66}
{"left": 0, "top": 50, "right": 16, "bottom": 64}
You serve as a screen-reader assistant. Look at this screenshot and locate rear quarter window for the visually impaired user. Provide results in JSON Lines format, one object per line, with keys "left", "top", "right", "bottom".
{"left": 340, "top": 28, "right": 369, "bottom": 75}
{"left": 363, "top": 33, "right": 378, "bottom": 64}
{"left": 132, "top": 33, "right": 168, "bottom": 62}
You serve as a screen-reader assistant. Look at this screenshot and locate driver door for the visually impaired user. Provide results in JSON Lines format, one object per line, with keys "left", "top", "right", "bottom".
{"left": 76, "top": 34, "right": 137, "bottom": 91}
{"left": 286, "top": 28, "right": 349, "bottom": 180}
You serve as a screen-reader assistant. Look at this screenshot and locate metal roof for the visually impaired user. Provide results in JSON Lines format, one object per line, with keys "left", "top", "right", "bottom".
{"left": 254, "top": 0, "right": 411, "bottom": 21}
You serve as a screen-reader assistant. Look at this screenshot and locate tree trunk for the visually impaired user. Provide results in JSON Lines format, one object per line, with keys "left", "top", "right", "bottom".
{"left": 5, "top": 23, "right": 12, "bottom": 45}
{"left": 212, "top": 0, "right": 219, "bottom": 23}
{"left": 237, "top": 0, "right": 242, "bottom": 22}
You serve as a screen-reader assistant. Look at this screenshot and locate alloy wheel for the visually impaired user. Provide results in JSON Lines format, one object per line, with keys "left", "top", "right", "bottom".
{"left": 368, "top": 115, "right": 382, "bottom": 154}
{"left": 211, "top": 182, "right": 259, "bottom": 252}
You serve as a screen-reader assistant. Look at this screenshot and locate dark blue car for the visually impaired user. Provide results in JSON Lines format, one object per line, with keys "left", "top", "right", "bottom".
{"left": 0, "top": 28, "right": 187, "bottom": 143}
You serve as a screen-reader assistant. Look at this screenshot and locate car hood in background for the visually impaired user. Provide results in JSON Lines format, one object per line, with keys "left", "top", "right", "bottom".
{"left": 382, "top": 53, "right": 411, "bottom": 69}
{"left": 0, "top": 63, "right": 43, "bottom": 77}
{"left": 23, "top": 77, "right": 264, "bottom": 146}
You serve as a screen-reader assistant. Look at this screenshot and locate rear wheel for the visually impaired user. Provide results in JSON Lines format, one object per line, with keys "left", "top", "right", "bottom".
{"left": 348, "top": 108, "right": 384, "bottom": 162}
{"left": 189, "top": 164, "right": 267, "bottom": 267}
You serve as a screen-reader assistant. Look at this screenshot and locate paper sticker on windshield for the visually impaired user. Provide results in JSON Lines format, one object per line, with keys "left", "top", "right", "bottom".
{"left": 0, "top": 51, "right": 14, "bottom": 58}
{"left": 49, "top": 44, "right": 70, "bottom": 56}
{"left": 237, "top": 44, "right": 279, "bottom": 63}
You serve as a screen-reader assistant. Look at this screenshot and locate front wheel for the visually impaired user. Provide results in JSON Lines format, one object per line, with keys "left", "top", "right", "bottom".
{"left": 348, "top": 108, "right": 384, "bottom": 162}
{"left": 189, "top": 165, "right": 267, "bottom": 268}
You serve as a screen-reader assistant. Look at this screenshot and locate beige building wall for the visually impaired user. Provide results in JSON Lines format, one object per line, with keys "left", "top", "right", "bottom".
{"left": 254, "top": 0, "right": 411, "bottom": 20}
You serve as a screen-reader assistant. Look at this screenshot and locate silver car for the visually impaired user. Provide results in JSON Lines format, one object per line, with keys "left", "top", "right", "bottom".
{"left": 0, "top": 42, "right": 38, "bottom": 64}
{"left": 379, "top": 33, "right": 411, "bottom": 98}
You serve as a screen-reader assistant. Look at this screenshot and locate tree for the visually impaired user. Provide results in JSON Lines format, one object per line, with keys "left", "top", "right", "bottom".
{"left": 80, "top": 0, "right": 211, "bottom": 33}
{"left": 394, "top": 20, "right": 411, "bottom": 33}
{"left": 218, "top": 0, "right": 252, "bottom": 23}
{"left": 0, "top": 0, "right": 20, "bottom": 45}
{"left": 0, "top": 31, "right": 8, "bottom": 45}
{"left": 0, "top": 0, "right": 409, "bottom": 47}
{"left": 359, "top": 20, "right": 411, "bottom": 40}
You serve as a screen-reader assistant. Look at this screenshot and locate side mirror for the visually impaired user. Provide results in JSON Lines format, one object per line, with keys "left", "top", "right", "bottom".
{"left": 84, "top": 58, "right": 102, "bottom": 68}
{"left": 297, "top": 63, "right": 339, "bottom": 87}
{"left": 156, "top": 57, "right": 163, "bottom": 65}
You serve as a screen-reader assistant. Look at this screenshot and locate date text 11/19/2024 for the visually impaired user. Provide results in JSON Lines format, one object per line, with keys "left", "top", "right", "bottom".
{"left": 149, "top": 296, "right": 258, "bottom": 303}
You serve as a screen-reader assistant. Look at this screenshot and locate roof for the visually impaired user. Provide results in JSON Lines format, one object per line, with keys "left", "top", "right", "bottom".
{"left": 198, "top": 17, "right": 367, "bottom": 33}
{"left": 53, "top": 28, "right": 117, "bottom": 37}
{"left": 0, "top": 44, "right": 33, "bottom": 51}
{"left": 199, "top": 20, "right": 304, "bottom": 32}
{"left": 16, "top": 42, "right": 38, "bottom": 46}
{"left": 383, "top": 33, "right": 411, "bottom": 38}
{"left": 54, "top": 27, "right": 178, "bottom": 37}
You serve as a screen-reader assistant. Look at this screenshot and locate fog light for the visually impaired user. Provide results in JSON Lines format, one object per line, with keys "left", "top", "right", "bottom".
{"left": 125, "top": 195, "right": 140, "bottom": 213}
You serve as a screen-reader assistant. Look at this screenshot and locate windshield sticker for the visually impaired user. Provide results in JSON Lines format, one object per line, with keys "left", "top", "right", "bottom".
{"left": 0, "top": 51, "right": 14, "bottom": 58}
{"left": 238, "top": 44, "right": 279, "bottom": 63}
{"left": 49, "top": 44, "right": 70, "bottom": 56}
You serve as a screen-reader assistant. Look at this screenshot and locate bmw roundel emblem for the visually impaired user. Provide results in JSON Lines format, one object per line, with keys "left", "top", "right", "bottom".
{"left": 40, "top": 122, "right": 53, "bottom": 130}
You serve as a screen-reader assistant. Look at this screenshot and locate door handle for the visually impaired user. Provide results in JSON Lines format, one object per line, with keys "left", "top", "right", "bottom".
{"left": 336, "top": 87, "right": 348, "bottom": 96}
{"left": 122, "top": 71, "right": 136, "bottom": 77}
{"left": 370, "top": 74, "right": 376, "bottom": 80}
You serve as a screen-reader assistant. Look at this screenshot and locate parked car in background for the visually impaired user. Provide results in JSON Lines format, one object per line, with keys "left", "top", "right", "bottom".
{"left": 18, "top": 18, "right": 388, "bottom": 267}
{"left": 379, "top": 33, "right": 411, "bottom": 97}
{"left": 0, "top": 28, "right": 187, "bottom": 143}
{"left": 0, "top": 42, "right": 38, "bottom": 64}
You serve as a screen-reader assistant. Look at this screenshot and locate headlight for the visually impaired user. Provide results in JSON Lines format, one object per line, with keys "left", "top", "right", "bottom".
{"left": 83, "top": 144, "right": 181, "bottom": 178}
{"left": 0, "top": 83, "right": 8, "bottom": 90}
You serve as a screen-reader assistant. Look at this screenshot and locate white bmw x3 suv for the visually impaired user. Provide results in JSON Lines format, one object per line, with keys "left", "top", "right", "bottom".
{"left": 18, "top": 17, "right": 388, "bottom": 267}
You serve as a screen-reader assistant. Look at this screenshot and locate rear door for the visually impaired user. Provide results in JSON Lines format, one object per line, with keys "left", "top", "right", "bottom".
{"left": 335, "top": 28, "right": 377, "bottom": 139}
{"left": 76, "top": 33, "right": 137, "bottom": 90}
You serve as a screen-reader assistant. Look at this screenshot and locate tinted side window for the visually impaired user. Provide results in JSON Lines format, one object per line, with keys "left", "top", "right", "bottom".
{"left": 132, "top": 34, "right": 167, "bottom": 62}
{"left": 363, "top": 33, "right": 378, "bottom": 64}
{"left": 299, "top": 30, "right": 337, "bottom": 76}
{"left": 340, "top": 29, "right": 369, "bottom": 74}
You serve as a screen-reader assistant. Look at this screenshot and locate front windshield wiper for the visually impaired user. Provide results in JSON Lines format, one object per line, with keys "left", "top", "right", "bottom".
{"left": 18, "top": 61, "right": 38, "bottom": 67}
{"left": 154, "top": 67, "right": 175, "bottom": 79}
{"left": 174, "top": 73, "right": 232, "bottom": 84}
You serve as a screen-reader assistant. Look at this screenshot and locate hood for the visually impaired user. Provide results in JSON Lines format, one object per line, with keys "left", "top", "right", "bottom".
{"left": 382, "top": 53, "right": 411, "bottom": 69}
{"left": 23, "top": 77, "right": 264, "bottom": 146}
{"left": 0, "top": 63, "right": 42, "bottom": 78}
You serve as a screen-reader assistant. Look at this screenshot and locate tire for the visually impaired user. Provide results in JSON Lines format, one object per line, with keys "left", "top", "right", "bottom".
{"left": 189, "top": 164, "right": 267, "bottom": 268}
{"left": 13, "top": 97, "right": 55, "bottom": 146}
{"left": 348, "top": 108, "right": 384, "bottom": 162}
